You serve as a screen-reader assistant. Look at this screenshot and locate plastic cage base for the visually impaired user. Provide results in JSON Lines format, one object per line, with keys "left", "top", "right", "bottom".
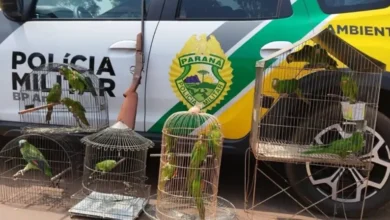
{"left": 143, "top": 194, "right": 238, "bottom": 220}
{"left": 68, "top": 191, "right": 147, "bottom": 220}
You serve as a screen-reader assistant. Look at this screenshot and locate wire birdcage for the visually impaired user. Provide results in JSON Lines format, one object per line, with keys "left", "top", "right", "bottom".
{"left": 250, "top": 28, "right": 385, "bottom": 169}
{"left": 245, "top": 27, "right": 387, "bottom": 220}
{"left": 69, "top": 121, "right": 154, "bottom": 219}
{"left": 18, "top": 63, "right": 109, "bottom": 134}
{"left": 156, "top": 105, "right": 224, "bottom": 220}
{"left": 0, "top": 133, "right": 83, "bottom": 207}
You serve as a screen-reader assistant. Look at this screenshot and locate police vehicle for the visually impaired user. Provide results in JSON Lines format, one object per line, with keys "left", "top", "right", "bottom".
{"left": 1, "top": 0, "right": 390, "bottom": 217}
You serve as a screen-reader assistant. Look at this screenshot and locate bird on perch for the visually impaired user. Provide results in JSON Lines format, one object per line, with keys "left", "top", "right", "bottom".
{"left": 45, "top": 83, "right": 62, "bottom": 123}
{"left": 14, "top": 139, "right": 53, "bottom": 179}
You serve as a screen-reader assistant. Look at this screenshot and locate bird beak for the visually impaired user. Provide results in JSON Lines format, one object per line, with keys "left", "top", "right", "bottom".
{"left": 18, "top": 140, "right": 25, "bottom": 147}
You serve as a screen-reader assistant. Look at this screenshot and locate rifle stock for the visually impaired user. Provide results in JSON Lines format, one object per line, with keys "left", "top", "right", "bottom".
{"left": 123, "top": 33, "right": 143, "bottom": 98}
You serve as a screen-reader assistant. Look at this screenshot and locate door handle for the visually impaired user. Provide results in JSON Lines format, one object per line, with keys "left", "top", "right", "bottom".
{"left": 109, "top": 40, "right": 137, "bottom": 50}
{"left": 260, "top": 41, "right": 292, "bottom": 58}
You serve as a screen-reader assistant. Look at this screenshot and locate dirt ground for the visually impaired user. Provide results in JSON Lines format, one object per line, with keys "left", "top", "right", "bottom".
{"left": 0, "top": 202, "right": 318, "bottom": 220}
{"left": 1, "top": 154, "right": 390, "bottom": 219}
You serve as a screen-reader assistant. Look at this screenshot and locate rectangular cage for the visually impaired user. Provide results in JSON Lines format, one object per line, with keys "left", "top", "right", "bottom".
{"left": 250, "top": 28, "right": 386, "bottom": 169}
{"left": 18, "top": 63, "right": 109, "bottom": 133}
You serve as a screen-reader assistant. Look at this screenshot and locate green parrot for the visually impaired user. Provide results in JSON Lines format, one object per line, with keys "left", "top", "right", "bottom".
{"left": 286, "top": 44, "right": 338, "bottom": 70}
{"left": 302, "top": 132, "right": 365, "bottom": 159}
{"left": 45, "top": 83, "right": 62, "bottom": 123}
{"left": 95, "top": 159, "right": 117, "bottom": 172}
{"left": 61, "top": 97, "right": 90, "bottom": 127}
{"left": 164, "top": 128, "right": 177, "bottom": 153}
{"left": 207, "top": 126, "right": 222, "bottom": 161}
{"left": 272, "top": 78, "right": 310, "bottom": 105}
{"left": 191, "top": 170, "right": 206, "bottom": 220}
{"left": 58, "top": 65, "right": 93, "bottom": 95}
{"left": 340, "top": 74, "right": 358, "bottom": 103}
{"left": 187, "top": 138, "right": 208, "bottom": 192}
{"left": 206, "top": 125, "right": 222, "bottom": 188}
{"left": 88, "top": 159, "right": 118, "bottom": 181}
{"left": 15, "top": 139, "right": 52, "bottom": 178}
{"left": 159, "top": 162, "right": 177, "bottom": 190}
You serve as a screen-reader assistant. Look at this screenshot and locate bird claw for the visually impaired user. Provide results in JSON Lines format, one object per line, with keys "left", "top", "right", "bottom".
{"left": 13, "top": 170, "right": 24, "bottom": 179}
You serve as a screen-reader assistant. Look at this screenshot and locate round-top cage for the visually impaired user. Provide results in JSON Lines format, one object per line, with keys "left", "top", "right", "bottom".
{"left": 156, "top": 105, "right": 224, "bottom": 220}
{"left": 18, "top": 63, "right": 109, "bottom": 133}
{"left": 78, "top": 122, "right": 154, "bottom": 203}
{"left": 0, "top": 133, "right": 83, "bottom": 207}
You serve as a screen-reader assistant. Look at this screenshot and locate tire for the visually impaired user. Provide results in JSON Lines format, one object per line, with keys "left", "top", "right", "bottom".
{"left": 285, "top": 105, "right": 390, "bottom": 218}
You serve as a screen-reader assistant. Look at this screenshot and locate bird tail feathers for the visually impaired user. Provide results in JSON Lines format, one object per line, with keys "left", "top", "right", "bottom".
{"left": 46, "top": 106, "right": 53, "bottom": 122}
{"left": 302, "top": 144, "right": 330, "bottom": 155}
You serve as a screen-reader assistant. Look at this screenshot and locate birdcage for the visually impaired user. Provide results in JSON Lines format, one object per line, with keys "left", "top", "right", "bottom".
{"left": 18, "top": 62, "right": 109, "bottom": 134}
{"left": 69, "top": 121, "right": 154, "bottom": 219}
{"left": 155, "top": 105, "right": 224, "bottom": 220}
{"left": 250, "top": 28, "right": 385, "bottom": 169}
{"left": 0, "top": 133, "right": 83, "bottom": 207}
{"left": 244, "top": 28, "right": 387, "bottom": 220}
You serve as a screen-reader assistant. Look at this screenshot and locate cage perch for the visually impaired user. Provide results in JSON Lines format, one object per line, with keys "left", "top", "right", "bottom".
{"left": 18, "top": 102, "right": 61, "bottom": 115}
{"left": 19, "top": 62, "right": 109, "bottom": 133}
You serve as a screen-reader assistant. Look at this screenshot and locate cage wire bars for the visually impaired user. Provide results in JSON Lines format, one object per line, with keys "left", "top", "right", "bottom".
{"left": 68, "top": 121, "right": 154, "bottom": 219}
{"left": 144, "top": 105, "right": 236, "bottom": 220}
{"left": 0, "top": 62, "right": 110, "bottom": 208}
{"left": 0, "top": 133, "right": 84, "bottom": 208}
{"left": 244, "top": 28, "right": 386, "bottom": 219}
{"left": 18, "top": 62, "right": 109, "bottom": 134}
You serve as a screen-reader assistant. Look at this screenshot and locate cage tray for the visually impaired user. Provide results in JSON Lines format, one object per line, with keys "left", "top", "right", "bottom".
{"left": 256, "top": 142, "right": 369, "bottom": 168}
{"left": 68, "top": 191, "right": 146, "bottom": 220}
{"left": 142, "top": 194, "right": 238, "bottom": 220}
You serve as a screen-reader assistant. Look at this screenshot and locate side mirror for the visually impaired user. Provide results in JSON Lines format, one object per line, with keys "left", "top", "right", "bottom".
{"left": 0, "top": 0, "right": 24, "bottom": 21}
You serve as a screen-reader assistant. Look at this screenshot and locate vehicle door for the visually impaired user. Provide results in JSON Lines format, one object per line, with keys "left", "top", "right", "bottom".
{"left": 313, "top": 0, "right": 390, "bottom": 69}
{"left": 145, "top": 0, "right": 319, "bottom": 142}
{"left": 0, "top": 0, "right": 163, "bottom": 132}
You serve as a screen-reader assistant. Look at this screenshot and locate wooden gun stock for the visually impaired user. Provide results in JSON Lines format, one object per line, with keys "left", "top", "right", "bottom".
{"left": 117, "top": 32, "right": 144, "bottom": 129}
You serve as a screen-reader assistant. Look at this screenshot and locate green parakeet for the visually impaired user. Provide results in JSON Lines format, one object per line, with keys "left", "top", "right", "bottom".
{"left": 206, "top": 125, "right": 222, "bottom": 191}
{"left": 272, "top": 78, "right": 310, "bottom": 105}
{"left": 286, "top": 44, "right": 338, "bottom": 70}
{"left": 340, "top": 74, "right": 358, "bottom": 103}
{"left": 58, "top": 66, "right": 93, "bottom": 95}
{"left": 302, "top": 132, "right": 365, "bottom": 159}
{"left": 208, "top": 126, "right": 222, "bottom": 160}
{"left": 88, "top": 159, "right": 118, "bottom": 181}
{"left": 164, "top": 128, "right": 177, "bottom": 153}
{"left": 159, "top": 162, "right": 177, "bottom": 190}
{"left": 16, "top": 139, "right": 52, "bottom": 177}
{"left": 187, "top": 138, "right": 208, "bottom": 192}
{"left": 61, "top": 97, "right": 90, "bottom": 127}
{"left": 191, "top": 170, "right": 206, "bottom": 220}
{"left": 46, "top": 83, "right": 62, "bottom": 123}
{"left": 95, "top": 159, "right": 117, "bottom": 172}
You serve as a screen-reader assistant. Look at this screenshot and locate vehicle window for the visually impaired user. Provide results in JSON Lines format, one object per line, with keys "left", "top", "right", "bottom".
{"left": 177, "top": 0, "right": 293, "bottom": 20}
{"left": 318, "top": 0, "right": 390, "bottom": 14}
{"left": 34, "top": 0, "right": 150, "bottom": 19}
